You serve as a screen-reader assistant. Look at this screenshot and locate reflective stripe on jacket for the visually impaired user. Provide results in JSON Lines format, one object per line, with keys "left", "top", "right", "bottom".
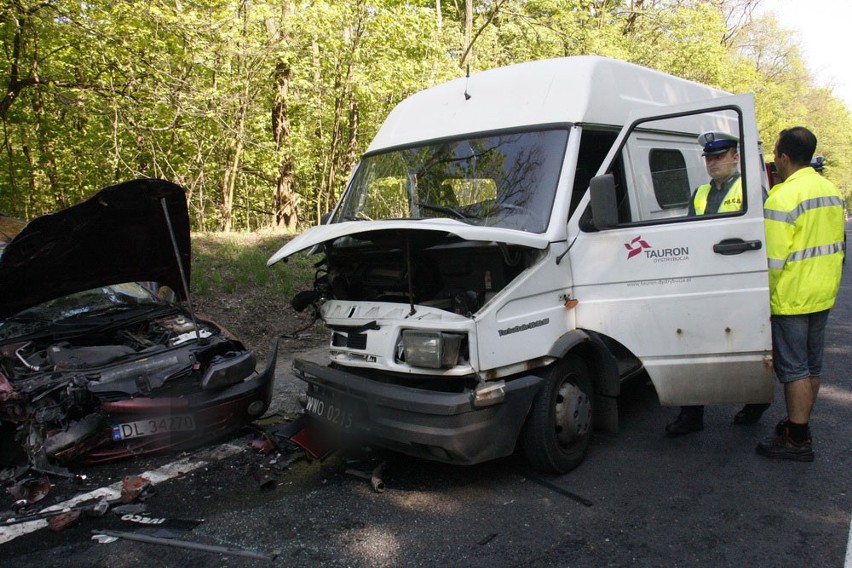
{"left": 764, "top": 167, "right": 845, "bottom": 315}
{"left": 692, "top": 178, "right": 743, "bottom": 215}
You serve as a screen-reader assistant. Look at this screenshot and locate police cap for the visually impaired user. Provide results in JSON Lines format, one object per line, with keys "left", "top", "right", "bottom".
{"left": 698, "top": 131, "right": 739, "bottom": 156}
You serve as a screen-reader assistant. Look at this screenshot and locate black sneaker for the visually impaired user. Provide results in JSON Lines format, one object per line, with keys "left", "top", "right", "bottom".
{"left": 733, "top": 403, "right": 771, "bottom": 425}
{"left": 665, "top": 408, "right": 704, "bottom": 437}
{"left": 755, "top": 433, "right": 814, "bottom": 462}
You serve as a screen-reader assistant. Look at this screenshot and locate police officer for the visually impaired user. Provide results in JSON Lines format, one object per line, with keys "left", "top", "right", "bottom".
{"left": 756, "top": 127, "right": 845, "bottom": 461}
{"left": 666, "top": 130, "right": 770, "bottom": 436}
{"left": 688, "top": 130, "right": 742, "bottom": 216}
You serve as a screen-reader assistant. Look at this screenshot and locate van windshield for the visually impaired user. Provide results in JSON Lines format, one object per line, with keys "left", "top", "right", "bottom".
{"left": 334, "top": 128, "right": 569, "bottom": 233}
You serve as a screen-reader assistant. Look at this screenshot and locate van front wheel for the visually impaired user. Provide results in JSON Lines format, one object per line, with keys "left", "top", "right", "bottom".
{"left": 521, "top": 355, "right": 593, "bottom": 474}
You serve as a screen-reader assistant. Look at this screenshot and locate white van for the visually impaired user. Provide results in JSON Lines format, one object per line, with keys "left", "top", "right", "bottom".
{"left": 269, "top": 56, "right": 773, "bottom": 473}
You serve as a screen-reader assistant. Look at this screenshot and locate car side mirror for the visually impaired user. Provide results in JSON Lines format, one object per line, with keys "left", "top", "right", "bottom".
{"left": 589, "top": 174, "right": 618, "bottom": 230}
{"left": 320, "top": 212, "right": 332, "bottom": 225}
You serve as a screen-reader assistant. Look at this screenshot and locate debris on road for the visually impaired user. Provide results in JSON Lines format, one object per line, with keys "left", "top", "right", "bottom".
{"left": 0, "top": 443, "right": 243, "bottom": 544}
{"left": 3, "top": 496, "right": 112, "bottom": 531}
{"left": 120, "top": 475, "right": 152, "bottom": 503}
{"left": 8, "top": 476, "right": 50, "bottom": 507}
{"left": 344, "top": 458, "right": 388, "bottom": 493}
{"left": 91, "top": 528, "right": 277, "bottom": 562}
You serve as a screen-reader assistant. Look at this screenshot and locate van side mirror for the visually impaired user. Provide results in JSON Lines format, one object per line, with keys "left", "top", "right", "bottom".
{"left": 589, "top": 174, "right": 619, "bottom": 230}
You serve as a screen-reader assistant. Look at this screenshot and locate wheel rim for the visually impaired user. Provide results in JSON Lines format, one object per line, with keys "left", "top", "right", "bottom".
{"left": 554, "top": 377, "right": 591, "bottom": 447}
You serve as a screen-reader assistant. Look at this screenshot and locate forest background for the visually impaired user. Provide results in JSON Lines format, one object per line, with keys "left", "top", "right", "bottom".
{"left": 3, "top": 0, "right": 851, "bottom": 232}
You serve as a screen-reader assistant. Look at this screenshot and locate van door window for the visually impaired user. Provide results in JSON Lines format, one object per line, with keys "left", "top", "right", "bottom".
{"left": 592, "top": 108, "right": 745, "bottom": 226}
{"left": 649, "top": 149, "right": 690, "bottom": 209}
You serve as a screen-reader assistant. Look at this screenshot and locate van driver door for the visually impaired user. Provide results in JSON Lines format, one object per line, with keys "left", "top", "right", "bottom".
{"left": 568, "top": 94, "right": 773, "bottom": 406}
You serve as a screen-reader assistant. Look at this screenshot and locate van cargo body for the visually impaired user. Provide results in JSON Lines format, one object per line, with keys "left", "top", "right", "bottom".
{"left": 270, "top": 56, "right": 773, "bottom": 473}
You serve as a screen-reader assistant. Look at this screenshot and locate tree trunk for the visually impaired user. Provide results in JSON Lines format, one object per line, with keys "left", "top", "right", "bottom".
{"left": 462, "top": 0, "right": 473, "bottom": 68}
{"left": 221, "top": 101, "right": 246, "bottom": 232}
{"left": 272, "top": 60, "right": 297, "bottom": 230}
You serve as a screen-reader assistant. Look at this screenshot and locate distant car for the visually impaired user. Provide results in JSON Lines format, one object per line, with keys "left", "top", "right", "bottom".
{"left": 0, "top": 179, "right": 277, "bottom": 471}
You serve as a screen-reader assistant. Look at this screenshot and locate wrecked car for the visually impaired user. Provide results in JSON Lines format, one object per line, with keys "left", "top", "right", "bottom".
{"left": 0, "top": 179, "right": 277, "bottom": 472}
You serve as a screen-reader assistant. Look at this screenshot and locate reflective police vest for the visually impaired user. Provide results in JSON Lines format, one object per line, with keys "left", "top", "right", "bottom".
{"left": 764, "top": 167, "right": 845, "bottom": 315}
{"left": 692, "top": 178, "right": 742, "bottom": 215}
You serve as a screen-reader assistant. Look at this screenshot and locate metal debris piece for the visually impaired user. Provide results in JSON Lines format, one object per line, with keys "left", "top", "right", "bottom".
{"left": 478, "top": 533, "right": 498, "bottom": 545}
{"left": 48, "top": 509, "right": 81, "bottom": 531}
{"left": 344, "top": 459, "right": 387, "bottom": 493}
{"left": 2, "top": 508, "right": 72, "bottom": 526}
{"left": 251, "top": 438, "right": 275, "bottom": 455}
{"left": 266, "top": 417, "right": 307, "bottom": 439}
{"left": 120, "top": 475, "right": 152, "bottom": 503}
{"left": 91, "top": 529, "right": 276, "bottom": 561}
{"left": 31, "top": 449, "right": 74, "bottom": 478}
{"left": 9, "top": 476, "right": 51, "bottom": 504}
{"left": 289, "top": 426, "right": 333, "bottom": 460}
{"left": 3, "top": 497, "right": 112, "bottom": 529}
{"left": 370, "top": 461, "right": 387, "bottom": 493}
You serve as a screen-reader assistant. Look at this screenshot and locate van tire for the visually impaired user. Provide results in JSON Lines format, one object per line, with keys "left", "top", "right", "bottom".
{"left": 521, "top": 355, "right": 593, "bottom": 474}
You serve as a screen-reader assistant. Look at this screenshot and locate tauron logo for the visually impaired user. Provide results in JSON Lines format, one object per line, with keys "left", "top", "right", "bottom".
{"left": 625, "top": 235, "right": 690, "bottom": 262}
{"left": 625, "top": 236, "right": 651, "bottom": 259}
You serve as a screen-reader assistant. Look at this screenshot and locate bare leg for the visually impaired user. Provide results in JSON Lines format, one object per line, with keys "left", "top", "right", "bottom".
{"left": 785, "top": 377, "right": 817, "bottom": 424}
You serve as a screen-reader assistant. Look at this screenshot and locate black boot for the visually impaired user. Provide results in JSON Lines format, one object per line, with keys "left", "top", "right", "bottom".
{"left": 733, "top": 403, "right": 771, "bottom": 425}
{"left": 756, "top": 425, "right": 814, "bottom": 462}
{"left": 666, "top": 405, "right": 704, "bottom": 436}
{"left": 774, "top": 417, "right": 811, "bottom": 438}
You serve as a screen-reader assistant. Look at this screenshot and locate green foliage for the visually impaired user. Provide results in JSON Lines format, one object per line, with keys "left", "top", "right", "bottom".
{"left": 190, "top": 232, "right": 316, "bottom": 300}
{"left": 2, "top": 0, "right": 850, "bottom": 224}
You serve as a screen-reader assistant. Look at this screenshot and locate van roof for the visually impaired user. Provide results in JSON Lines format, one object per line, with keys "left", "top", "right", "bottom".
{"left": 367, "top": 56, "right": 729, "bottom": 153}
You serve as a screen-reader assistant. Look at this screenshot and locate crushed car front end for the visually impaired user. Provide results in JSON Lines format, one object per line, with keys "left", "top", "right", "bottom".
{"left": 0, "top": 180, "right": 277, "bottom": 471}
{"left": 0, "top": 298, "right": 278, "bottom": 466}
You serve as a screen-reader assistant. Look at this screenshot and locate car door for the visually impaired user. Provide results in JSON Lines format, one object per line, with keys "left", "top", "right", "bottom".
{"left": 568, "top": 94, "right": 773, "bottom": 406}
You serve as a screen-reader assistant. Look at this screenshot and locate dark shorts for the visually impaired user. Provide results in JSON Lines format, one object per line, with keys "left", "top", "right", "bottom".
{"left": 771, "top": 310, "right": 830, "bottom": 383}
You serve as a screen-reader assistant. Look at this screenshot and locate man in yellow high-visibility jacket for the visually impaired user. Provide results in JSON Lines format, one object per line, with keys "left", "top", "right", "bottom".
{"left": 756, "top": 126, "right": 845, "bottom": 462}
{"left": 667, "top": 131, "right": 770, "bottom": 435}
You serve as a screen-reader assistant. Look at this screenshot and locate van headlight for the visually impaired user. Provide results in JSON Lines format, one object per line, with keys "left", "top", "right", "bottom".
{"left": 401, "top": 330, "right": 465, "bottom": 369}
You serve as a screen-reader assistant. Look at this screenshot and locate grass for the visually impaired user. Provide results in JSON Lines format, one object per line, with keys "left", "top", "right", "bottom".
{"left": 190, "top": 231, "right": 317, "bottom": 303}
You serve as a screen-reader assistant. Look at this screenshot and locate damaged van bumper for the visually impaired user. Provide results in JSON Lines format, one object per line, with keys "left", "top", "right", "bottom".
{"left": 293, "top": 358, "right": 543, "bottom": 464}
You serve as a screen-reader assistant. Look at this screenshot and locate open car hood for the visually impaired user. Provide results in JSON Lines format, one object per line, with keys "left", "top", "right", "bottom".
{"left": 0, "top": 179, "right": 190, "bottom": 319}
{"left": 267, "top": 219, "right": 550, "bottom": 266}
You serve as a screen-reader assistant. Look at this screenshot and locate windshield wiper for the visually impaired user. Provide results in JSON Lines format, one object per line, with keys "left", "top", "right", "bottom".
{"left": 342, "top": 212, "right": 373, "bottom": 221}
{"left": 417, "top": 203, "right": 475, "bottom": 221}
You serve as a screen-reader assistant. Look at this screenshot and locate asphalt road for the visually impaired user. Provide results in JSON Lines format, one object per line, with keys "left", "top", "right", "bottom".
{"left": 3, "top": 223, "right": 851, "bottom": 567}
